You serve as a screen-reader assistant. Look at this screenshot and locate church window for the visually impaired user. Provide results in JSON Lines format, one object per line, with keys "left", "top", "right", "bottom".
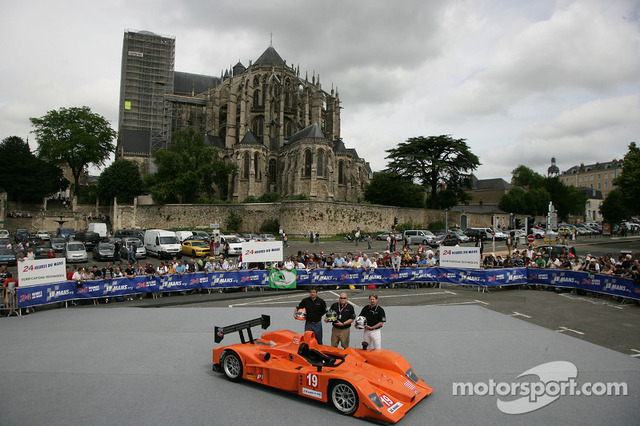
{"left": 269, "top": 159, "right": 277, "bottom": 183}
{"left": 254, "top": 152, "right": 259, "bottom": 179}
{"left": 285, "top": 120, "right": 293, "bottom": 138}
{"left": 252, "top": 117, "right": 264, "bottom": 137}
{"left": 243, "top": 152, "right": 250, "bottom": 179}
{"left": 317, "top": 150, "right": 324, "bottom": 177}
{"left": 304, "top": 150, "right": 312, "bottom": 177}
{"left": 338, "top": 161, "right": 344, "bottom": 184}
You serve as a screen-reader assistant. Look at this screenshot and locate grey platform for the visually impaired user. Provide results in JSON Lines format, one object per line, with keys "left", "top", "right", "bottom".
{"left": 0, "top": 306, "right": 638, "bottom": 425}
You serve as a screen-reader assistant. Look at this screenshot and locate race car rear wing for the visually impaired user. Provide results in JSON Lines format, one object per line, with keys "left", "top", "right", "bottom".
{"left": 214, "top": 315, "right": 271, "bottom": 344}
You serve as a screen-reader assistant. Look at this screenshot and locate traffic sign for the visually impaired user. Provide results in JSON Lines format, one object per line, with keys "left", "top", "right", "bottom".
{"left": 527, "top": 234, "right": 535, "bottom": 243}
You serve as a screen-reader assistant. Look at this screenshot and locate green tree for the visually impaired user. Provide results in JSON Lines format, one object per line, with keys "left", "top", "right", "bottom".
{"left": 543, "top": 177, "right": 587, "bottom": 219}
{"left": 526, "top": 187, "right": 552, "bottom": 216}
{"left": 600, "top": 189, "right": 631, "bottom": 223}
{"left": 145, "top": 129, "right": 236, "bottom": 204}
{"left": 364, "top": 171, "right": 425, "bottom": 208}
{"left": 0, "top": 136, "right": 68, "bottom": 203}
{"left": 499, "top": 187, "right": 528, "bottom": 214}
{"left": 614, "top": 142, "right": 640, "bottom": 215}
{"left": 499, "top": 186, "right": 550, "bottom": 216}
{"left": 30, "top": 106, "right": 117, "bottom": 195}
{"left": 385, "top": 135, "right": 480, "bottom": 209}
{"left": 97, "top": 159, "right": 144, "bottom": 204}
{"left": 510, "top": 165, "right": 546, "bottom": 188}
{"left": 500, "top": 165, "right": 585, "bottom": 220}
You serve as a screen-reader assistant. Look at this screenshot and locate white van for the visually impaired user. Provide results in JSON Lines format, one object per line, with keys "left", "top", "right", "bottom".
{"left": 144, "top": 229, "right": 181, "bottom": 259}
{"left": 88, "top": 222, "right": 108, "bottom": 238}
{"left": 403, "top": 230, "right": 436, "bottom": 245}
{"left": 175, "top": 231, "right": 193, "bottom": 243}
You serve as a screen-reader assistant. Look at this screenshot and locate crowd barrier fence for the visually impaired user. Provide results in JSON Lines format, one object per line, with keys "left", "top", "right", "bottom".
{"left": 13, "top": 267, "right": 640, "bottom": 309}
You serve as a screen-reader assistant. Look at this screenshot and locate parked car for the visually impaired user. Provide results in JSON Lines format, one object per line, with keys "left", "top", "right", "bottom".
{"left": 120, "top": 237, "right": 147, "bottom": 259}
{"left": 182, "top": 240, "right": 210, "bottom": 257}
{"left": 429, "top": 232, "right": 461, "bottom": 248}
{"left": 65, "top": 241, "right": 88, "bottom": 263}
{"left": 56, "top": 227, "right": 75, "bottom": 239}
{"left": 220, "top": 235, "right": 243, "bottom": 256}
{"left": 0, "top": 247, "right": 17, "bottom": 266}
{"left": 114, "top": 228, "right": 145, "bottom": 240}
{"left": 490, "top": 228, "right": 508, "bottom": 240}
{"left": 403, "top": 230, "right": 436, "bottom": 245}
{"left": 449, "top": 228, "right": 470, "bottom": 243}
{"left": 175, "top": 231, "right": 194, "bottom": 243}
{"left": 14, "top": 228, "right": 29, "bottom": 242}
{"left": 93, "top": 242, "right": 117, "bottom": 261}
{"left": 464, "top": 228, "right": 487, "bottom": 241}
{"left": 261, "top": 234, "right": 276, "bottom": 241}
{"left": 34, "top": 243, "right": 53, "bottom": 259}
{"left": 51, "top": 237, "right": 67, "bottom": 253}
{"left": 74, "top": 231, "right": 101, "bottom": 250}
{"left": 87, "top": 222, "right": 108, "bottom": 238}
{"left": 0, "top": 230, "right": 9, "bottom": 239}
{"left": 0, "top": 237, "right": 10, "bottom": 248}
{"left": 36, "top": 230, "right": 51, "bottom": 241}
{"left": 243, "top": 233, "right": 264, "bottom": 242}
{"left": 191, "top": 230, "right": 211, "bottom": 240}
{"left": 144, "top": 229, "right": 180, "bottom": 259}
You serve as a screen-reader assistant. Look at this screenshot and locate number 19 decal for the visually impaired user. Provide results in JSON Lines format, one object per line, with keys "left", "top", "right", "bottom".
{"left": 306, "top": 373, "right": 318, "bottom": 388}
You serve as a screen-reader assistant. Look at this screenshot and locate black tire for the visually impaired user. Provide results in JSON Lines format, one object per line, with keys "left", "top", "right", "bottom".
{"left": 222, "top": 351, "right": 243, "bottom": 382}
{"left": 330, "top": 380, "right": 359, "bottom": 416}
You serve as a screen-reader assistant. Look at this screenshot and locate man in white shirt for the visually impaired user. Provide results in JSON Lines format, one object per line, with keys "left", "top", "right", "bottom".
{"left": 283, "top": 256, "right": 296, "bottom": 271}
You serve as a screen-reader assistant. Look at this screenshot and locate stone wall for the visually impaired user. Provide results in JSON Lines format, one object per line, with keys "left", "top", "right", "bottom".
{"left": 111, "top": 200, "right": 509, "bottom": 237}
{"left": 2, "top": 198, "right": 528, "bottom": 236}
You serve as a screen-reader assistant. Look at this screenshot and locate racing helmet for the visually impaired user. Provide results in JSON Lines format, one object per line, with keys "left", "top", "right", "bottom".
{"left": 325, "top": 309, "right": 337, "bottom": 322}
{"left": 294, "top": 308, "right": 307, "bottom": 321}
{"left": 355, "top": 316, "right": 367, "bottom": 329}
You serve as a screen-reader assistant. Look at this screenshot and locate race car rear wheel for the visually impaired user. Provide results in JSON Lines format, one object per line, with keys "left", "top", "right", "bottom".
{"left": 221, "top": 351, "right": 243, "bottom": 382}
{"left": 330, "top": 380, "right": 359, "bottom": 415}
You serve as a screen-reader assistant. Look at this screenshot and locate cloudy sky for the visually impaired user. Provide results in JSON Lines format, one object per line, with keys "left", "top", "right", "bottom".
{"left": 1, "top": 0, "right": 639, "bottom": 180}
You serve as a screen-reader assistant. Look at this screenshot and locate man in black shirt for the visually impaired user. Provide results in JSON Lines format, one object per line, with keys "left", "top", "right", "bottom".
{"left": 326, "top": 292, "right": 356, "bottom": 348}
{"left": 295, "top": 287, "right": 327, "bottom": 345}
{"left": 358, "top": 293, "right": 386, "bottom": 349}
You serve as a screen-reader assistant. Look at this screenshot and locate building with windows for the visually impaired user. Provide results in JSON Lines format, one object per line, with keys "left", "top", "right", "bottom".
{"left": 116, "top": 30, "right": 371, "bottom": 202}
{"left": 559, "top": 160, "right": 623, "bottom": 198}
{"left": 117, "top": 30, "right": 176, "bottom": 160}
{"left": 579, "top": 187, "right": 603, "bottom": 222}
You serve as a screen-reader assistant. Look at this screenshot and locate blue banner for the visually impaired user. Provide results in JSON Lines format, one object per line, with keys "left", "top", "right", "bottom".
{"left": 15, "top": 267, "right": 639, "bottom": 308}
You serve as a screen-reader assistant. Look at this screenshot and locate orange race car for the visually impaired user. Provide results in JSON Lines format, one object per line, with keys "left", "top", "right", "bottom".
{"left": 212, "top": 315, "right": 433, "bottom": 423}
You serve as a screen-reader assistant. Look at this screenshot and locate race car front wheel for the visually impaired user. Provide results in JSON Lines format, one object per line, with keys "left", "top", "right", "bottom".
{"left": 330, "top": 380, "right": 359, "bottom": 415}
{"left": 222, "top": 351, "right": 243, "bottom": 382}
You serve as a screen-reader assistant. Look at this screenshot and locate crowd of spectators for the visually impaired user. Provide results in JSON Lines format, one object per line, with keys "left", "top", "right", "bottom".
{"left": 481, "top": 245, "right": 640, "bottom": 280}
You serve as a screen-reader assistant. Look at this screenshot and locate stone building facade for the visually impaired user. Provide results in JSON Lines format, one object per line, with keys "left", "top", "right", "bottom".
{"left": 116, "top": 34, "right": 371, "bottom": 202}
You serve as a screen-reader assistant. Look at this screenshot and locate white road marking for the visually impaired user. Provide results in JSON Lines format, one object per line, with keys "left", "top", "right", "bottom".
{"left": 558, "top": 293, "right": 625, "bottom": 309}
{"left": 509, "top": 311, "right": 531, "bottom": 318}
{"left": 556, "top": 326, "right": 584, "bottom": 335}
{"left": 630, "top": 349, "right": 640, "bottom": 358}
{"left": 473, "top": 299, "right": 489, "bottom": 305}
{"left": 430, "top": 300, "right": 489, "bottom": 307}
{"left": 229, "top": 289, "right": 456, "bottom": 307}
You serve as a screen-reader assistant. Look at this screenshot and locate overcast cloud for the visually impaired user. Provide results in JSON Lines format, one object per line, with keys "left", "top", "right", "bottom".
{"left": 1, "top": 0, "right": 638, "bottom": 180}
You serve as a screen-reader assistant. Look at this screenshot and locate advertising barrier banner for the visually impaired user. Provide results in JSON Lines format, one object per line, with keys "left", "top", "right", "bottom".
{"left": 241, "top": 241, "right": 284, "bottom": 263}
{"left": 17, "top": 258, "right": 67, "bottom": 287}
{"left": 439, "top": 247, "right": 481, "bottom": 269}
{"left": 15, "top": 267, "right": 639, "bottom": 308}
